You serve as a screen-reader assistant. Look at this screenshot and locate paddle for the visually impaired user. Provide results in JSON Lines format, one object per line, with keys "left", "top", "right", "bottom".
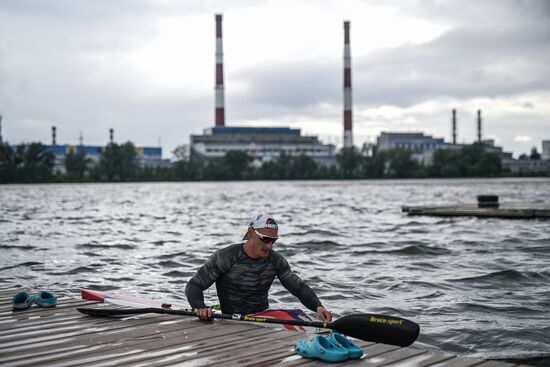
{"left": 77, "top": 307, "right": 420, "bottom": 347}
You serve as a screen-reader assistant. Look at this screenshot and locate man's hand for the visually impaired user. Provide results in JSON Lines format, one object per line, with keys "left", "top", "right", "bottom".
{"left": 316, "top": 306, "right": 332, "bottom": 322}
{"left": 195, "top": 307, "right": 213, "bottom": 320}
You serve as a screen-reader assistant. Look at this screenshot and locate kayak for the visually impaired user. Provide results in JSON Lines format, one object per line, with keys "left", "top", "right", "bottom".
{"left": 79, "top": 289, "right": 421, "bottom": 346}
{"left": 81, "top": 288, "right": 186, "bottom": 309}
{"left": 81, "top": 288, "right": 311, "bottom": 331}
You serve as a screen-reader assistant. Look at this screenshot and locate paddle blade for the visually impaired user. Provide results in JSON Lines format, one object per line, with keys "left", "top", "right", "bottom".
{"left": 331, "top": 314, "right": 420, "bottom": 347}
{"left": 77, "top": 307, "right": 157, "bottom": 316}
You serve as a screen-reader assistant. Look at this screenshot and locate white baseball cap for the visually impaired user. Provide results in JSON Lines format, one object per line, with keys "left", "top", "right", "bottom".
{"left": 242, "top": 213, "right": 278, "bottom": 240}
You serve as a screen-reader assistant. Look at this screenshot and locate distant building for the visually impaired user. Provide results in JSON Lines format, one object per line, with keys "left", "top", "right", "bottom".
{"left": 542, "top": 140, "right": 550, "bottom": 160}
{"left": 477, "top": 139, "right": 513, "bottom": 160}
{"left": 376, "top": 132, "right": 513, "bottom": 165}
{"left": 190, "top": 126, "right": 336, "bottom": 166}
{"left": 41, "top": 144, "right": 164, "bottom": 173}
{"left": 376, "top": 132, "right": 446, "bottom": 165}
{"left": 502, "top": 158, "right": 550, "bottom": 175}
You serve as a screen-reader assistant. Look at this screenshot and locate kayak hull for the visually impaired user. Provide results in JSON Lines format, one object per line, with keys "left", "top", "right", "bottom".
{"left": 81, "top": 288, "right": 314, "bottom": 331}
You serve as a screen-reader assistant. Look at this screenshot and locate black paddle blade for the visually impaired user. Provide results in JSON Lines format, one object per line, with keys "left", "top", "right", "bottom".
{"left": 331, "top": 314, "right": 420, "bottom": 347}
{"left": 77, "top": 307, "right": 157, "bottom": 316}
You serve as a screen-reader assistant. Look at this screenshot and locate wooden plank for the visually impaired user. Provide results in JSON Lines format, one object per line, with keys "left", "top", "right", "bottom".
{"left": 381, "top": 350, "right": 456, "bottom": 366}
{"left": 429, "top": 356, "right": 487, "bottom": 367}
{"left": 202, "top": 333, "right": 310, "bottom": 367}
{"left": 1, "top": 318, "right": 259, "bottom": 366}
{"left": 103, "top": 330, "right": 300, "bottom": 367}
{"left": 403, "top": 204, "right": 550, "bottom": 219}
{"left": 0, "top": 314, "right": 199, "bottom": 359}
{"left": 42, "top": 323, "right": 288, "bottom": 367}
{"left": 0, "top": 287, "right": 22, "bottom": 298}
{"left": 135, "top": 331, "right": 304, "bottom": 367}
{"left": 475, "top": 361, "right": 518, "bottom": 367}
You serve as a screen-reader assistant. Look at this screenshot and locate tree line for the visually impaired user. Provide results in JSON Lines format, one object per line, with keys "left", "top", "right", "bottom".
{"left": 0, "top": 140, "right": 519, "bottom": 184}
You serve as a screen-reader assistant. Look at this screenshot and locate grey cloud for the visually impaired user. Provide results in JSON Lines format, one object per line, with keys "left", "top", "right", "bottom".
{"left": 401, "top": 0, "right": 550, "bottom": 26}
{"left": 230, "top": 16, "right": 550, "bottom": 114}
{"left": 354, "top": 22, "right": 550, "bottom": 106}
{"left": 230, "top": 60, "right": 339, "bottom": 118}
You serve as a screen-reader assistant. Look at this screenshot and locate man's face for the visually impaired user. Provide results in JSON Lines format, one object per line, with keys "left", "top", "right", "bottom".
{"left": 248, "top": 227, "right": 278, "bottom": 258}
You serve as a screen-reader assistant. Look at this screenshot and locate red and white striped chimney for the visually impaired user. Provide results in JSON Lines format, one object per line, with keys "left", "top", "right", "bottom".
{"left": 215, "top": 14, "right": 225, "bottom": 127}
{"left": 343, "top": 21, "right": 353, "bottom": 148}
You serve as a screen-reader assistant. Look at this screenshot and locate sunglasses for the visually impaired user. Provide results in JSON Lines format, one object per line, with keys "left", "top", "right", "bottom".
{"left": 254, "top": 229, "right": 278, "bottom": 244}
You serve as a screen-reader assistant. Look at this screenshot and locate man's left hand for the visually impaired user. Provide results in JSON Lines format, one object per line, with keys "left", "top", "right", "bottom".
{"left": 316, "top": 306, "right": 332, "bottom": 322}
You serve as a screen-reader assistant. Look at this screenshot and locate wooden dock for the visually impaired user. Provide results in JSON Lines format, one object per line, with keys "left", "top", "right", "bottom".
{"left": 0, "top": 287, "right": 526, "bottom": 366}
{"left": 402, "top": 204, "right": 550, "bottom": 219}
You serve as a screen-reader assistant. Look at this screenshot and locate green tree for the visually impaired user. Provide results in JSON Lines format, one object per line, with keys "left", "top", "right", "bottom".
{"left": 203, "top": 158, "right": 228, "bottom": 180}
{"left": 336, "top": 147, "right": 362, "bottom": 178}
{"left": 120, "top": 142, "right": 139, "bottom": 180}
{"left": 0, "top": 142, "right": 17, "bottom": 183}
{"left": 19, "top": 143, "right": 55, "bottom": 182}
{"left": 385, "top": 149, "right": 420, "bottom": 178}
{"left": 289, "top": 154, "right": 318, "bottom": 179}
{"left": 430, "top": 145, "right": 500, "bottom": 177}
{"left": 65, "top": 150, "right": 89, "bottom": 180}
{"left": 223, "top": 150, "right": 253, "bottom": 180}
{"left": 97, "top": 141, "right": 139, "bottom": 181}
{"left": 257, "top": 159, "right": 281, "bottom": 180}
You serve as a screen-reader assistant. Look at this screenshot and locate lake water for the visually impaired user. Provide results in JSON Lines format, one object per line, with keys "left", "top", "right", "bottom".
{"left": 1, "top": 178, "right": 549, "bottom": 364}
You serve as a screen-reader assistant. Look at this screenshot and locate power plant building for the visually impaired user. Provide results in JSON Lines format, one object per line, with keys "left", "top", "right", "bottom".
{"left": 191, "top": 127, "right": 335, "bottom": 166}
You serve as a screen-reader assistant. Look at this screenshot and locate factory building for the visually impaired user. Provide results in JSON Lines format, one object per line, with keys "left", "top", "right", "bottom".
{"left": 12, "top": 126, "right": 164, "bottom": 173}
{"left": 191, "top": 127, "right": 335, "bottom": 166}
{"left": 377, "top": 110, "right": 513, "bottom": 165}
{"left": 45, "top": 144, "right": 162, "bottom": 173}
{"left": 376, "top": 132, "right": 447, "bottom": 165}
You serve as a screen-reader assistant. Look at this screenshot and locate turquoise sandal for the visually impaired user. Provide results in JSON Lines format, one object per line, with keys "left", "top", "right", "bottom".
{"left": 12, "top": 292, "right": 34, "bottom": 310}
{"left": 327, "top": 332, "right": 364, "bottom": 359}
{"left": 295, "top": 335, "right": 348, "bottom": 363}
{"left": 33, "top": 291, "right": 57, "bottom": 307}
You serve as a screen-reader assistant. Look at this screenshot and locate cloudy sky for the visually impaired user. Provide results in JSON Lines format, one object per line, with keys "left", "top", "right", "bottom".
{"left": 1, "top": 0, "right": 549, "bottom": 158}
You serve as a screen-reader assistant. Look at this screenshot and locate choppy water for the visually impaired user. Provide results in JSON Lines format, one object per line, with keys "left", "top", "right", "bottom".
{"left": 1, "top": 179, "right": 549, "bottom": 363}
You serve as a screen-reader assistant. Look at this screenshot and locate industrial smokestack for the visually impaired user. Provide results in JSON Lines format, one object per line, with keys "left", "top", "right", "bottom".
{"left": 0, "top": 115, "right": 3, "bottom": 144}
{"left": 343, "top": 20, "right": 353, "bottom": 148}
{"left": 52, "top": 126, "right": 56, "bottom": 145}
{"left": 109, "top": 128, "right": 114, "bottom": 144}
{"left": 477, "top": 110, "right": 482, "bottom": 143}
{"left": 452, "top": 109, "right": 457, "bottom": 144}
{"left": 215, "top": 14, "right": 225, "bottom": 127}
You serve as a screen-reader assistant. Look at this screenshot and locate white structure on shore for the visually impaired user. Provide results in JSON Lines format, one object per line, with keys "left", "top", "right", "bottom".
{"left": 191, "top": 127, "right": 336, "bottom": 166}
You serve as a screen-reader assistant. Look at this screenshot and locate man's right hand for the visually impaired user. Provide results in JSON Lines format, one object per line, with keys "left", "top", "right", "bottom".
{"left": 195, "top": 307, "right": 213, "bottom": 320}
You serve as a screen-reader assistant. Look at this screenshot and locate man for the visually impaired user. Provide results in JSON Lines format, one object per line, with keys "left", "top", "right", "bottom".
{"left": 185, "top": 213, "right": 332, "bottom": 322}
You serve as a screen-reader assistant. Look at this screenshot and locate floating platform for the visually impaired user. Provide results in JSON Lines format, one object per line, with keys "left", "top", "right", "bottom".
{"left": 0, "top": 287, "right": 525, "bottom": 366}
{"left": 402, "top": 204, "right": 550, "bottom": 219}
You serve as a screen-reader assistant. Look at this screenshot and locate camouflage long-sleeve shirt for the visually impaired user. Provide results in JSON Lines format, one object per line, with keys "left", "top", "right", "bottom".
{"left": 185, "top": 243, "right": 323, "bottom": 315}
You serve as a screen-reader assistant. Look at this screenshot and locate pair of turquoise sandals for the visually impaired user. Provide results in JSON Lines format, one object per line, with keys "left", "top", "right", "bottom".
{"left": 295, "top": 332, "right": 364, "bottom": 363}
{"left": 11, "top": 291, "right": 57, "bottom": 310}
